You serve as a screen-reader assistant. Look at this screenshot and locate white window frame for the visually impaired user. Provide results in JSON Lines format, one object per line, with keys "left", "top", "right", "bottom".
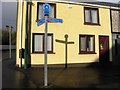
{"left": 79, "top": 35, "right": 95, "bottom": 54}
{"left": 33, "top": 33, "right": 53, "bottom": 53}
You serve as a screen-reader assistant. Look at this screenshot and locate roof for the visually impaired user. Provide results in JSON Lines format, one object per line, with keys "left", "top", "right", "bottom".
{"left": 60, "top": 0, "right": 120, "bottom": 7}
{"left": 83, "top": 2, "right": 120, "bottom": 8}
{"left": 59, "top": 0, "right": 97, "bottom": 3}
{"left": 41, "top": 0, "right": 120, "bottom": 9}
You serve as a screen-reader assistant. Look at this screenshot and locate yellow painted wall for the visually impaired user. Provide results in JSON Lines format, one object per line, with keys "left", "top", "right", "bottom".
{"left": 16, "top": 1, "right": 27, "bottom": 66}
{"left": 16, "top": 1, "right": 112, "bottom": 66}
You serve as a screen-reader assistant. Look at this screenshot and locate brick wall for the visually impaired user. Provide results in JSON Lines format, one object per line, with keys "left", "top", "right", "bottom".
{"left": 111, "top": 10, "right": 120, "bottom": 32}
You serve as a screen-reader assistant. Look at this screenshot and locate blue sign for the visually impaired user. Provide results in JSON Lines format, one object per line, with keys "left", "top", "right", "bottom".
{"left": 37, "top": 18, "right": 63, "bottom": 26}
{"left": 37, "top": 19, "right": 45, "bottom": 26}
{"left": 43, "top": 4, "right": 51, "bottom": 16}
{"left": 48, "top": 18, "right": 63, "bottom": 23}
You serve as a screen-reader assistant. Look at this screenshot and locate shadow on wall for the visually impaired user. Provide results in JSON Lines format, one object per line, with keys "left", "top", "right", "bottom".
{"left": 24, "top": 34, "right": 120, "bottom": 68}
{"left": 112, "top": 38, "right": 120, "bottom": 66}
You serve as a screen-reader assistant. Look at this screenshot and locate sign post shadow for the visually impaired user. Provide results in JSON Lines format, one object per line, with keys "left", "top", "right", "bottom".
{"left": 56, "top": 34, "right": 74, "bottom": 68}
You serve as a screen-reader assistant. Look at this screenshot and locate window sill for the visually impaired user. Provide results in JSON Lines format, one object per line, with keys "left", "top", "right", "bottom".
{"left": 79, "top": 52, "right": 96, "bottom": 54}
{"left": 84, "top": 23, "right": 101, "bottom": 26}
{"left": 31, "top": 52, "right": 56, "bottom": 54}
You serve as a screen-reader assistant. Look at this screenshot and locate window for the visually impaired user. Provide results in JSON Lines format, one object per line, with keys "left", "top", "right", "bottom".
{"left": 79, "top": 35, "right": 95, "bottom": 54}
{"left": 84, "top": 7, "right": 99, "bottom": 25}
{"left": 33, "top": 33, "right": 53, "bottom": 53}
{"left": 37, "top": 3, "right": 56, "bottom": 20}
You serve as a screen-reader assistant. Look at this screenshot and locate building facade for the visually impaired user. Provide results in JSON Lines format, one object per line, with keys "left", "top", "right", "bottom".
{"left": 16, "top": 0, "right": 116, "bottom": 67}
{"left": 111, "top": 9, "right": 120, "bottom": 66}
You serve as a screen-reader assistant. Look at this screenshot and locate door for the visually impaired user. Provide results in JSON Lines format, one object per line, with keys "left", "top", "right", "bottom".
{"left": 99, "top": 36, "right": 109, "bottom": 63}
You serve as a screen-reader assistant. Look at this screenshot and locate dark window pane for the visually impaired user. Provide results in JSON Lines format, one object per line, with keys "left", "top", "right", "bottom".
{"left": 91, "top": 10, "right": 98, "bottom": 23}
{"left": 84, "top": 7, "right": 99, "bottom": 24}
{"left": 38, "top": 4, "right": 44, "bottom": 19}
{"left": 80, "top": 36, "right": 86, "bottom": 51}
{"left": 79, "top": 35, "right": 95, "bottom": 53}
{"left": 47, "top": 35, "right": 52, "bottom": 51}
{"left": 34, "top": 35, "right": 43, "bottom": 52}
{"left": 33, "top": 34, "right": 53, "bottom": 53}
{"left": 87, "top": 36, "right": 94, "bottom": 51}
{"left": 85, "top": 9, "right": 90, "bottom": 23}
{"left": 49, "top": 5, "right": 55, "bottom": 18}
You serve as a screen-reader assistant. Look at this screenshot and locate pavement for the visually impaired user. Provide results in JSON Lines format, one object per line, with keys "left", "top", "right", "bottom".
{"left": 1, "top": 50, "right": 120, "bottom": 89}
{"left": 2, "top": 50, "right": 36, "bottom": 88}
{"left": 0, "top": 50, "right": 14, "bottom": 61}
{"left": 19, "top": 65, "right": 120, "bottom": 89}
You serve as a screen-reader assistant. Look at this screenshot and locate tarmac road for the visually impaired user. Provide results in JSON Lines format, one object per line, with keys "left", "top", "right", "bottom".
{"left": 1, "top": 50, "right": 120, "bottom": 89}
{"left": 0, "top": 50, "right": 12, "bottom": 61}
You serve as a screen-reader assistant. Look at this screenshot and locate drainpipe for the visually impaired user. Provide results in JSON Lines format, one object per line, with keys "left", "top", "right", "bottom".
{"left": 27, "top": 1, "right": 32, "bottom": 68}
{"left": 19, "top": 0, "right": 24, "bottom": 68}
{"left": 24, "top": 0, "right": 32, "bottom": 69}
{"left": 24, "top": 0, "right": 29, "bottom": 69}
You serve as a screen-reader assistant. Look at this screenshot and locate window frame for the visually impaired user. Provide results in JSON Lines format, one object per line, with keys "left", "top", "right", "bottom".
{"left": 32, "top": 33, "right": 54, "bottom": 54}
{"left": 37, "top": 2, "right": 56, "bottom": 21}
{"left": 79, "top": 35, "right": 95, "bottom": 54}
{"left": 84, "top": 7, "right": 100, "bottom": 25}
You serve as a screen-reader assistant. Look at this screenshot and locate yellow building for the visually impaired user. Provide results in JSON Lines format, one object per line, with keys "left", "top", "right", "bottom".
{"left": 16, "top": 0, "right": 116, "bottom": 68}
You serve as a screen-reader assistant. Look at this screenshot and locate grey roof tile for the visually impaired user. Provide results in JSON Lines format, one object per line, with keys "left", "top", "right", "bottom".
{"left": 58, "top": 0, "right": 120, "bottom": 7}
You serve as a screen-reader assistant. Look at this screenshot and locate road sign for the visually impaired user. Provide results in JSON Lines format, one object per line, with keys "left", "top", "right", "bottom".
{"left": 48, "top": 18, "right": 63, "bottom": 23}
{"left": 37, "top": 18, "right": 63, "bottom": 26}
{"left": 43, "top": 4, "right": 51, "bottom": 16}
{"left": 37, "top": 4, "right": 63, "bottom": 26}
{"left": 37, "top": 19, "right": 45, "bottom": 26}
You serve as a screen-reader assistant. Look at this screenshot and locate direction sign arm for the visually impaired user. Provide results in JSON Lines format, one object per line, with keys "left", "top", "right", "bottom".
{"left": 67, "top": 42, "right": 74, "bottom": 44}
{"left": 48, "top": 18, "right": 63, "bottom": 23}
{"left": 55, "top": 39, "right": 66, "bottom": 44}
{"left": 37, "top": 19, "right": 45, "bottom": 26}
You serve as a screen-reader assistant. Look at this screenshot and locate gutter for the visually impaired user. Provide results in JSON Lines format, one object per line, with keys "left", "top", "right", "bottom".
{"left": 24, "top": 0, "right": 32, "bottom": 69}
{"left": 34, "top": 0, "right": 120, "bottom": 10}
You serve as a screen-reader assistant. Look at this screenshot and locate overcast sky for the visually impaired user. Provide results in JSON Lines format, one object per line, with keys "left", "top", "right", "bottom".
{"left": 1, "top": 2, "right": 17, "bottom": 31}
{"left": 0, "top": 0, "right": 120, "bottom": 31}
{"left": 98, "top": 0, "right": 119, "bottom": 3}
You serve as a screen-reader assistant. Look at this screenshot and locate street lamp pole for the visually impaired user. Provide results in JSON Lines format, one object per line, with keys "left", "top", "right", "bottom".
{"left": 9, "top": 26, "right": 13, "bottom": 59}
{"left": 6, "top": 25, "right": 13, "bottom": 59}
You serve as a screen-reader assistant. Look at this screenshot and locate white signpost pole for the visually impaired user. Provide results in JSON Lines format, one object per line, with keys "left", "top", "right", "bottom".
{"left": 37, "top": 4, "right": 63, "bottom": 87}
{"left": 44, "top": 15, "right": 48, "bottom": 87}
{"left": 43, "top": 4, "right": 50, "bottom": 87}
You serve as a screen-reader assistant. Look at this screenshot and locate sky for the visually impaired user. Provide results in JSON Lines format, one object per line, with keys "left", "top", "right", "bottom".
{"left": 0, "top": 0, "right": 120, "bottom": 31}
{"left": 1, "top": 2, "right": 17, "bottom": 31}
{"left": 97, "top": 0, "right": 119, "bottom": 3}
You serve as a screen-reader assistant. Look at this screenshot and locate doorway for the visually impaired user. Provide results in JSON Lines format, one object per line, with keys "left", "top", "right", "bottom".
{"left": 99, "top": 36, "right": 109, "bottom": 63}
